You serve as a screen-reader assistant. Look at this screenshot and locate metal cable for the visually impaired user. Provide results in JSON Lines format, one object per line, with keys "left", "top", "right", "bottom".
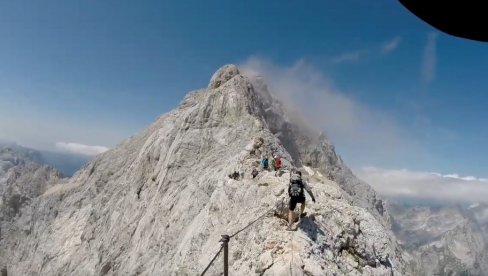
{"left": 200, "top": 206, "right": 274, "bottom": 275}
{"left": 229, "top": 207, "right": 273, "bottom": 238}
{"left": 199, "top": 245, "right": 224, "bottom": 276}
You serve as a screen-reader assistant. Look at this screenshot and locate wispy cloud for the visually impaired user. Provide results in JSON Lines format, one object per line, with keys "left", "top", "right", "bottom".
{"left": 331, "top": 50, "right": 366, "bottom": 64}
{"left": 381, "top": 36, "right": 402, "bottom": 54}
{"left": 332, "top": 36, "right": 402, "bottom": 63}
{"left": 356, "top": 166, "right": 488, "bottom": 203}
{"left": 240, "top": 57, "right": 421, "bottom": 166}
{"left": 421, "top": 32, "right": 438, "bottom": 83}
{"left": 56, "top": 142, "right": 109, "bottom": 156}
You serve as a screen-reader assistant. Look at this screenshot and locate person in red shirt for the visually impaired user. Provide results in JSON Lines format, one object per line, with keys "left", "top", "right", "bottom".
{"left": 274, "top": 156, "right": 282, "bottom": 176}
{"left": 274, "top": 156, "right": 282, "bottom": 171}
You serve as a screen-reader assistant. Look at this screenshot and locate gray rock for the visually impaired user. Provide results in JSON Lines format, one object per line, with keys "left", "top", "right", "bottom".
{"left": 208, "top": 64, "right": 240, "bottom": 89}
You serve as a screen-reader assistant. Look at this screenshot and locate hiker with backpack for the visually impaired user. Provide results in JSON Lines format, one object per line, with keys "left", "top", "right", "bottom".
{"left": 287, "top": 169, "right": 316, "bottom": 230}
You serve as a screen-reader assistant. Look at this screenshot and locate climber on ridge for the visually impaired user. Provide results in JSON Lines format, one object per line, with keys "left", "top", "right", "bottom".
{"left": 274, "top": 155, "right": 282, "bottom": 176}
{"left": 274, "top": 156, "right": 282, "bottom": 171}
{"left": 261, "top": 156, "right": 269, "bottom": 170}
{"left": 287, "top": 169, "right": 316, "bottom": 230}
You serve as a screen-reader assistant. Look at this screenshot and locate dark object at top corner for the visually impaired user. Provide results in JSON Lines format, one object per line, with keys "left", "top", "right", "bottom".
{"left": 399, "top": 0, "right": 488, "bottom": 42}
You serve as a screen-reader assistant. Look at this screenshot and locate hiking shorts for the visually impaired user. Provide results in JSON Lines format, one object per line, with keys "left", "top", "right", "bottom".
{"left": 289, "top": 196, "right": 305, "bottom": 211}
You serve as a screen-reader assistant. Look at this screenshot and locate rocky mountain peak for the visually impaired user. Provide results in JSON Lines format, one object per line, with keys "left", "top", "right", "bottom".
{"left": 208, "top": 64, "right": 241, "bottom": 89}
{"left": 0, "top": 65, "right": 409, "bottom": 275}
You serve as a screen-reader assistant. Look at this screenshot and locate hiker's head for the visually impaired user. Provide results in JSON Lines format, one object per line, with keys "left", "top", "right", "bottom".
{"left": 290, "top": 169, "right": 301, "bottom": 180}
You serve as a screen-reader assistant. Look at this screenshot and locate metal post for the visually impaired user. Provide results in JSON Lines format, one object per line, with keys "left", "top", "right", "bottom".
{"left": 220, "top": 234, "right": 230, "bottom": 276}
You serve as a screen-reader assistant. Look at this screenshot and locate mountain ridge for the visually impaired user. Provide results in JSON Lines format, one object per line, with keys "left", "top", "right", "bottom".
{"left": 0, "top": 64, "right": 409, "bottom": 275}
{"left": 0, "top": 142, "right": 90, "bottom": 177}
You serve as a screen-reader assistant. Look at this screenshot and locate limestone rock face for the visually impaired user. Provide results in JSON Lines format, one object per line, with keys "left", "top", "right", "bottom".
{"left": 0, "top": 65, "right": 409, "bottom": 275}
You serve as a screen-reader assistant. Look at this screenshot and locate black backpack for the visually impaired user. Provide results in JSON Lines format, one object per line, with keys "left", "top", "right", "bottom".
{"left": 289, "top": 179, "right": 304, "bottom": 197}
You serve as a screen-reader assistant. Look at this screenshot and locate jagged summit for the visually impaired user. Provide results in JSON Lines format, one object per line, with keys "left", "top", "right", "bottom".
{"left": 1, "top": 65, "right": 409, "bottom": 275}
{"left": 208, "top": 64, "right": 241, "bottom": 89}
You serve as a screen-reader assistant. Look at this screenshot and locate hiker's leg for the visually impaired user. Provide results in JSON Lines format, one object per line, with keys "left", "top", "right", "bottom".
{"left": 300, "top": 201, "right": 306, "bottom": 215}
{"left": 288, "top": 198, "right": 297, "bottom": 226}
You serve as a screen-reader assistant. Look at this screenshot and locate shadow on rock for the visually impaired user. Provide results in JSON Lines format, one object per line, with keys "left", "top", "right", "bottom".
{"left": 297, "top": 215, "right": 325, "bottom": 242}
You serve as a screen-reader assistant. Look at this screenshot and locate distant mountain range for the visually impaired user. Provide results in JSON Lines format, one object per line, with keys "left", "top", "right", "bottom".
{"left": 0, "top": 142, "right": 91, "bottom": 177}
{"left": 388, "top": 200, "right": 488, "bottom": 275}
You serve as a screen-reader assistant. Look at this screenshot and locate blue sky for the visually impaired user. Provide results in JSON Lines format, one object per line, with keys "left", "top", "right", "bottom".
{"left": 1, "top": 0, "right": 487, "bottom": 178}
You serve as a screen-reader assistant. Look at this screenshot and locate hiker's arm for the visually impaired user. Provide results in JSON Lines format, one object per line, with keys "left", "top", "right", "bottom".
{"left": 303, "top": 182, "right": 316, "bottom": 202}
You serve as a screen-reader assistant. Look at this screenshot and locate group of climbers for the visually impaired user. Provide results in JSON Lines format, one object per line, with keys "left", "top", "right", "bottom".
{"left": 261, "top": 155, "right": 282, "bottom": 172}
{"left": 255, "top": 140, "right": 316, "bottom": 230}
{"left": 237, "top": 137, "right": 317, "bottom": 230}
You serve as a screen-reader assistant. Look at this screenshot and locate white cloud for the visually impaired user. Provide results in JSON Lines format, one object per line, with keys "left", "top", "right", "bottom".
{"left": 56, "top": 142, "right": 109, "bottom": 156}
{"left": 331, "top": 37, "right": 401, "bottom": 64}
{"left": 355, "top": 166, "right": 488, "bottom": 203}
{"left": 331, "top": 51, "right": 366, "bottom": 63}
{"left": 421, "top": 32, "right": 438, "bottom": 83}
{"left": 381, "top": 36, "right": 402, "bottom": 54}
{"left": 239, "top": 57, "right": 421, "bottom": 166}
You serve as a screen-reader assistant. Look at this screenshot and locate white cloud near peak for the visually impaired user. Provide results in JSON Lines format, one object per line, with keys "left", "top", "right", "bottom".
{"left": 356, "top": 166, "right": 488, "bottom": 204}
{"left": 239, "top": 57, "right": 420, "bottom": 166}
{"left": 56, "top": 142, "right": 109, "bottom": 156}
